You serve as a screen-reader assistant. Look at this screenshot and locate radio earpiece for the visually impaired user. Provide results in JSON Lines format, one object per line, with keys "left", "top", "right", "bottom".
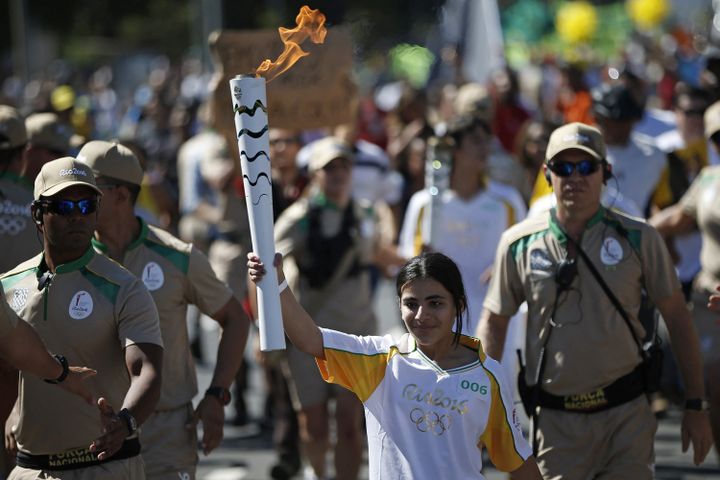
{"left": 31, "top": 201, "right": 43, "bottom": 225}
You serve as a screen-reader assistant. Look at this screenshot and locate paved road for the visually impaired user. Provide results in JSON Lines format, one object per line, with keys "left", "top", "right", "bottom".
{"left": 193, "top": 279, "right": 720, "bottom": 479}
{"left": 195, "top": 372, "right": 720, "bottom": 480}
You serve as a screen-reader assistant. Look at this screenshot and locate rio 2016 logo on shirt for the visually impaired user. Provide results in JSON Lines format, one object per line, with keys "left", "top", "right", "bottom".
{"left": 69, "top": 291, "right": 93, "bottom": 319}
{"left": 600, "top": 237, "right": 623, "bottom": 266}
{"left": 142, "top": 262, "right": 165, "bottom": 291}
{"left": 409, "top": 407, "right": 452, "bottom": 436}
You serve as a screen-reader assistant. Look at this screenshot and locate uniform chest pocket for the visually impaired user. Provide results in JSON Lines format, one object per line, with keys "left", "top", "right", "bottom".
{"left": 526, "top": 248, "right": 559, "bottom": 299}
{"left": 528, "top": 272, "right": 558, "bottom": 303}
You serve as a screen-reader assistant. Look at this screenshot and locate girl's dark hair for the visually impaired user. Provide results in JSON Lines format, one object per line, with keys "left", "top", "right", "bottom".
{"left": 396, "top": 252, "right": 468, "bottom": 345}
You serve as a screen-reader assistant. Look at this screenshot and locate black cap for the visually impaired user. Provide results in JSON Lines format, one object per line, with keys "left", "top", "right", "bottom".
{"left": 591, "top": 83, "right": 644, "bottom": 121}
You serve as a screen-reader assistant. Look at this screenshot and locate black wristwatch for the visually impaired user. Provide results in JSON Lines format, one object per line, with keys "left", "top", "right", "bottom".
{"left": 118, "top": 408, "right": 138, "bottom": 436}
{"left": 205, "top": 386, "right": 231, "bottom": 406}
{"left": 43, "top": 354, "right": 69, "bottom": 384}
{"left": 685, "top": 399, "right": 710, "bottom": 411}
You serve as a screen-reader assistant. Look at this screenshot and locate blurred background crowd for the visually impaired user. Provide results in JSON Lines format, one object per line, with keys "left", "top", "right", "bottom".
{"left": 3, "top": 0, "right": 720, "bottom": 478}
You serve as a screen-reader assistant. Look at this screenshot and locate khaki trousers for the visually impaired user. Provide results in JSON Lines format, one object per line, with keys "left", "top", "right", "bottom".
{"left": 536, "top": 396, "right": 656, "bottom": 480}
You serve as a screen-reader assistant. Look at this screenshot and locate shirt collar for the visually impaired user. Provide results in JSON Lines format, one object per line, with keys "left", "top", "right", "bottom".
{"left": 548, "top": 206, "right": 605, "bottom": 245}
{"left": 39, "top": 246, "right": 95, "bottom": 276}
{"left": 92, "top": 216, "right": 148, "bottom": 254}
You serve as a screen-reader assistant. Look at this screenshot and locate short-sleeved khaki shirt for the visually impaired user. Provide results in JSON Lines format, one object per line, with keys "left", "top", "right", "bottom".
{"left": 0, "top": 283, "right": 18, "bottom": 338}
{"left": 484, "top": 207, "right": 680, "bottom": 396}
{"left": 92, "top": 219, "right": 233, "bottom": 410}
{"left": 0, "top": 248, "right": 162, "bottom": 455}
{"left": 680, "top": 165, "right": 720, "bottom": 293}
{"left": 0, "top": 173, "right": 41, "bottom": 274}
{"left": 274, "top": 194, "right": 378, "bottom": 334}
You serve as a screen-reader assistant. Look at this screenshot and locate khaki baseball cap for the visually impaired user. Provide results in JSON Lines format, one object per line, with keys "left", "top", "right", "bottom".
{"left": 308, "top": 137, "right": 353, "bottom": 172}
{"left": 704, "top": 100, "right": 720, "bottom": 139}
{"left": 77, "top": 140, "right": 144, "bottom": 185}
{"left": 25, "top": 113, "right": 70, "bottom": 153}
{"left": 0, "top": 105, "right": 27, "bottom": 150}
{"left": 546, "top": 122, "right": 606, "bottom": 162}
{"left": 34, "top": 157, "right": 102, "bottom": 200}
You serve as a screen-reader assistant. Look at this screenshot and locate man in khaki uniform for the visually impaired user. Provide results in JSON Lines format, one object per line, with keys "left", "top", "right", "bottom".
{"left": 23, "top": 112, "right": 71, "bottom": 182}
{"left": 651, "top": 99, "right": 720, "bottom": 458}
{"left": 0, "top": 106, "right": 40, "bottom": 274}
{"left": 477, "top": 122, "right": 713, "bottom": 479}
{"left": 77, "top": 140, "right": 250, "bottom": 480}
{"left": 2, "top": 157, "right": 163, "bottom": 479}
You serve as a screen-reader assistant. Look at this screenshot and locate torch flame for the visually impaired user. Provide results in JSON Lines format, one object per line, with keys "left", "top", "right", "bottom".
{"left": 255, "top": 6, "right": 327, "bottom": 83}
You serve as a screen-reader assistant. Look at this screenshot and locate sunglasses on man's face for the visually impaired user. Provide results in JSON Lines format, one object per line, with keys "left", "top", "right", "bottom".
{"left": 547, "top": 159, "right": 601, "bottom": 177}
{"left": 41, "top": 198, "right": 98, "bottom": 216}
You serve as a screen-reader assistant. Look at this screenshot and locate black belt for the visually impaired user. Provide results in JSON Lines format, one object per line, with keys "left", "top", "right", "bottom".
{"left": 16, "top": 437, "right": 140, "bottom": 471}
{"left": 537, "top": 363, "right": 646, "bottom": 413}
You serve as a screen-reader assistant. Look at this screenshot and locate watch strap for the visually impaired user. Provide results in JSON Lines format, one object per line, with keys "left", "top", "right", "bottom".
{"left": 118, "top": 408, "right": 137, "bottom": 435}
{"left": 44, "top": 354, "right": 69, "bottom": 384}
{"left": 205, "top": 386, "right": 231, "bottom": 406}
{"left": 685, "top": 398, "right": 709, "bottom": 411}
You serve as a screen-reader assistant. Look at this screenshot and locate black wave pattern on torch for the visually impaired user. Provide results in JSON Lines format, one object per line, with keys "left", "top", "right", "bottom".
{"left": 237, "top": 125, "right": 269, "bottom": 139}
{"left": 234, "top": 100, "right": 267, "bottom": 116}
{"left": 240, "top": 150, "right": 270, "bottom": 163}
{"left": 244, "top": 172, "right": 272, "bottom": 187}
{"left": 244, "top": 172, "right": 272, "bottom": 206}
{"left": 252, "top": 193, "right": 269, "bottom": 206}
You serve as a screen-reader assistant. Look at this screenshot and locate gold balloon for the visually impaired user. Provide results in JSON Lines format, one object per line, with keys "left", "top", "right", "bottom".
{"left": 556, "top": 1, "right": 599, "bottom": 44}
{"left": 627, "top": 0, "right": 669, "bottom": 30}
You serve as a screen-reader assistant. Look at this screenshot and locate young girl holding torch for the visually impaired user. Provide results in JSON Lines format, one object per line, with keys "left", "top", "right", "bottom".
{"left": 247, "top": 250, "right": 541, "bottom": 479}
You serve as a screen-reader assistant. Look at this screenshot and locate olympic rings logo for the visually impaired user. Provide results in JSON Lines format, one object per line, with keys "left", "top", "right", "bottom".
{"left": 0, "top": 217, "right": 27, "bottom": 236}
{"left": 409, "top": 407, "right": 452, "bottom": 436}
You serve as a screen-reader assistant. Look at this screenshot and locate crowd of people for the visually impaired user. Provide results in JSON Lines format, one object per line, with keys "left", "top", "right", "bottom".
{"left": 1, "top": 26, "right": 720, "bottom": 480}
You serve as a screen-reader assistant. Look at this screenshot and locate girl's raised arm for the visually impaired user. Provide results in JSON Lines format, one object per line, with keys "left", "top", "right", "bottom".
{"left": 247, "top": 252, "right": 324, "bottom": 359}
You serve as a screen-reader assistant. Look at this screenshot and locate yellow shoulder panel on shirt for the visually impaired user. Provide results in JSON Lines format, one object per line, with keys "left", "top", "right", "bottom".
{"left": 478, "top": 362, "right": 526, "bottom": 472}
{"left": 317, "top": 347, "right": 398, "bottom": 402}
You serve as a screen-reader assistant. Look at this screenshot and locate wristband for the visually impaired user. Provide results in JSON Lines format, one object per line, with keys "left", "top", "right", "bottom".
{"left": 278, "top": 278, "right": 288, "bottom": 293}
{"left": 44, "top": 354, "right": 69, "bottom": 384}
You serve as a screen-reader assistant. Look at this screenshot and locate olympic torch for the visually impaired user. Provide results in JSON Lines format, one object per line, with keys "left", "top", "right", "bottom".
{"left": 228, "top": 6, "right": 326, "bottom": 351}
{"left": 230, "top": 76, "right": 284, "bottom": 351}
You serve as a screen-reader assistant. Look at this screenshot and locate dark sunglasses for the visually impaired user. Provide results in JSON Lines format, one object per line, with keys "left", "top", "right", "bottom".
{"left": 41, "top": 198, "right": 98, "bottom": 216}
{"left": 547, "top": 159, "right": 601, "bottom": 177}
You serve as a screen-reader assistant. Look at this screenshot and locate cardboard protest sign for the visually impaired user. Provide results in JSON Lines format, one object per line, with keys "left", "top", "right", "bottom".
{"left": 209, "top": 27, "right": 355, "bottom": 135}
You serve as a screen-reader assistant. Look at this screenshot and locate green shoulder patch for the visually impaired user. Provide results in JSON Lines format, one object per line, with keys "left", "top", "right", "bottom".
{"left": 0, "top": 267, "right": 38, "bottom": 290}
{"left": 80, "top": 267, "right": 120, "bottom": 303}
{"left": 144, "top": 239, "right": 190, "bottom": 274}
{"left": 510, "top": 229, "right": 549, "bottom": 261}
